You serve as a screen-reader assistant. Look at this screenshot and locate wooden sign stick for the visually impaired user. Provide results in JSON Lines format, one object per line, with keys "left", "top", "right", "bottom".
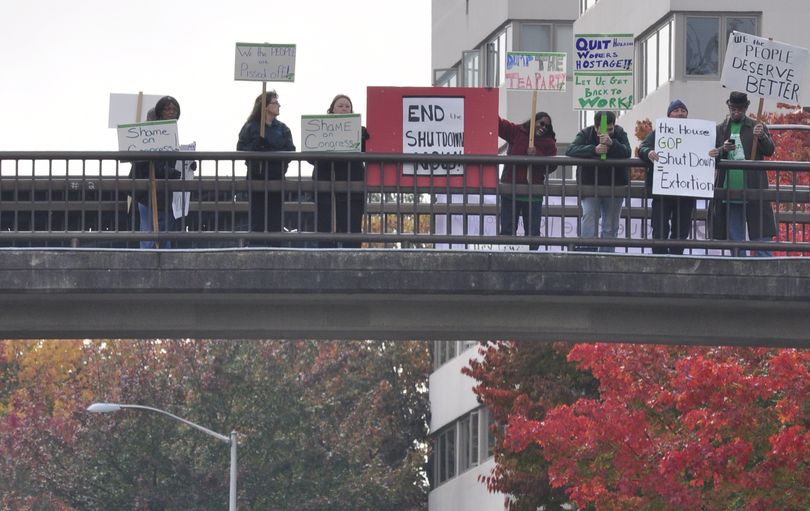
{"left": 527, "top": 90, "right": 538, "bottom": 183}
{"left": 750, "top": 98, "right": 765, "bottom": 159}
{"left": 149, "top": 162, "right": 160, "bottom": 248}
{"left": 259, "top": 81, "right": 267, "bottom": 138}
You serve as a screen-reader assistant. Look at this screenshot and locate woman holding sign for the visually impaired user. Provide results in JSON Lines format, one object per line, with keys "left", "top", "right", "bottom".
{"left": 311, "top": 94, "right": 369, "bottom": 248}
{"left": 498, "top": 112, "right": 557, "bottom": 250}
{"left": 237, "top": 90, "right": 296, "bottom": 245}
{"left": 131, "top": 95, "right": 182, "bottom": 249}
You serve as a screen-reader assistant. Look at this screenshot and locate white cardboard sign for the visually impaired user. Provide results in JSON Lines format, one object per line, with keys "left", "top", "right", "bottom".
{"left": 651, "top": 118, "right": 716, "bottom": 198}
{"left": 721, "top": 31, "right": 809, "bottom": 103}
{"left": 402, "top": 97, "right": 465, "bottom": 176}
{"left": 505, "top": 52, "right": 567, "bottom": 91}
{"left": 117, "top": 120, "right": 179, "bottom": 152}
{"left": 108, "top": 93, "right": 164, "bottom": 128}
{"left": 301, "top": 114, "right": 362, "bottom": 152}
{"left": 234, "top": 43, "right": 296, "bottom": 81}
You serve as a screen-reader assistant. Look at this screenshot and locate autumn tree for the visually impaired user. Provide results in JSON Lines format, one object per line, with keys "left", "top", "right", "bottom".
{"left": 462, "top": 341, "right": 598, "bottom": 510}
{"left": 495, "top": 344, "right": 810, "bottom": 511}
{"left": 0, "top": 339, "right": 431, "bottom": 511}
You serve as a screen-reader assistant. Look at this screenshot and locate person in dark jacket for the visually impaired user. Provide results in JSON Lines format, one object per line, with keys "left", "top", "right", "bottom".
{"left": 131, "top": 95, "right": 181, "bottom": 249}
{"left": 565, "top": 111, "right": 632, "bottom": 252}
{"left": 707, "top": 91, "right": 776, "bottom": 256}
{"left": 311, "top": 94, "right": 369, "bottom": 248}
{"left": 639, "top": 99, "right": 696, "bottom": 255}
{"left": 498, "top": 112, "right": 558, "bottom": 250}
{"left": 237, "top": 90, "right": 295, "bottom": 245}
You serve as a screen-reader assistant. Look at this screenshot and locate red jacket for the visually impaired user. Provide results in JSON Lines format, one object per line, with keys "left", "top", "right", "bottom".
{"left": 498, "top": 117, "right": 557, "bottom": 184}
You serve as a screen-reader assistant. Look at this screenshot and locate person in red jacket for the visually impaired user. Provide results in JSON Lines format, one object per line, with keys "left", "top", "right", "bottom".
{"left": 498, "top": 112, "right": 558, "bottom": 250}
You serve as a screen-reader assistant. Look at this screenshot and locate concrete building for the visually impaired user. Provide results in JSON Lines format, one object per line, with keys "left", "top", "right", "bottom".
{"left": 428, "top": 1, "right": 810, "bottom": 510}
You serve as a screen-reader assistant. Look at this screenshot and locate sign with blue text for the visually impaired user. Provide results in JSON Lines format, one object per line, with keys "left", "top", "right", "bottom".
{"left": 301, "top": 114, "right": 362, "bottom": 152}
{"left": 234, "top": 43, "right": 296, "bottom": 81}
{"left": 721, "top": 31, "right": 809, "bottom": 103}
{"left": 505, "top": 52, "right": 567, "bottom": 90}
{"left": 573, "top": 33, "right": 634, "bottom": 110}
{"left": 117, "top": 121, "right": 179, "bottom": 152}
{"left": 651, "top": 118, "right": 715, "bottom": 198}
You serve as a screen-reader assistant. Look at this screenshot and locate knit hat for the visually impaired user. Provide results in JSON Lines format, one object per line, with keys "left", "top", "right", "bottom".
{"left": 667, "top": 99, "right": 688, "bottom": 116}
{"left": 726, "top": 91, "right": 750, "bottom": 108}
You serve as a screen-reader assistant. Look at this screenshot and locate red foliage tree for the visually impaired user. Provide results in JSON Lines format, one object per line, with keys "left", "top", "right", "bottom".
{"left": 765, "top": 104, "right": 810, "bottom": 255}
{"left": 499, "top": 344, "right": 810, "bottom": 511}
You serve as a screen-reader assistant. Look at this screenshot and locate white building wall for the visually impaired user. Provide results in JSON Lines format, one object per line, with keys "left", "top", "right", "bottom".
{"left": 576, "top": 0, "right": 810, "bottom": 145}
{"left": 428, "top": 459, "right": 506, "bottom": 511}
{"left": 429, "top": 345, "right": 481, "bottom": 431}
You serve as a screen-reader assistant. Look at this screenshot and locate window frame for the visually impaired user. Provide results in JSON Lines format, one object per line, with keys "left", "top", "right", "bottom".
{"left": 682, "top": 12, "right": 759, "bottom": 79}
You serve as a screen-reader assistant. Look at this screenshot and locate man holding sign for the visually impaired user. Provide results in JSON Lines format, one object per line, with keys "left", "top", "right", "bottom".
{"left": 707, "top": 92, "right": 776, "bottom": 256}
{"left": 566, "top": 111, "right": 632, "bottom": 252}
{"left": 639, "top": 100, "right": 698, "bottom": 255}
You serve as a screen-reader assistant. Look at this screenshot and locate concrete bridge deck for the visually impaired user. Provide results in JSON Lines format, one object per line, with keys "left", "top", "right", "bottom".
{"left": 1, "top": 249, "right": 808, "bottom": 347}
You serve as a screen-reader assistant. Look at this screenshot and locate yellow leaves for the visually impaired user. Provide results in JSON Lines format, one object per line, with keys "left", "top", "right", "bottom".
{"left": 4, "top": 339, "right": 85, "bottom": 388}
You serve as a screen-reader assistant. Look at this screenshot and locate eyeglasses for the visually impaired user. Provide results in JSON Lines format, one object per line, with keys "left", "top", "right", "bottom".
{"left": 268, "top": 100, "right": 280, "bottom": 105}
{"left": 728, "top": 105, "right": 746, "bottom": 112}
{"left": 538, "top": 122, "right": 548, "bottom": 127}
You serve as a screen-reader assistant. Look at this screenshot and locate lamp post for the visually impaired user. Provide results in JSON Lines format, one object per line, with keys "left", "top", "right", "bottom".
{"left": 87, "top": 402, "right": 237, "bottom": 511}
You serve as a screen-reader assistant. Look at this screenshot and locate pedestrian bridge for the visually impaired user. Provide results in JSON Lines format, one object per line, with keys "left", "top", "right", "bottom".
{"left": 2, "top": 151, "right": 809, "bottom": 347}
{"left": 1, "top": 248, "right": 808, "bottom": 347}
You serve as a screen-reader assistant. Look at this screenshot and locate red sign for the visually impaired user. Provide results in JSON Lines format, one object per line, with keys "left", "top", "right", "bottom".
{"left": 366, "top": 86, "right": 499, "bottom": 189}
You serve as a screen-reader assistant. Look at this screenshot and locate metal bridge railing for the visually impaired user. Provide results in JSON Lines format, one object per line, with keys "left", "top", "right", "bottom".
{"left": 0, "top": 150, "right": 808, "bottom": 255}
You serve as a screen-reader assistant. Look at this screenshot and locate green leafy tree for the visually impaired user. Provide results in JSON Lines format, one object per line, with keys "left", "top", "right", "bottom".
{"left": 0, "top": 339, "right": 431, "bottom": 511}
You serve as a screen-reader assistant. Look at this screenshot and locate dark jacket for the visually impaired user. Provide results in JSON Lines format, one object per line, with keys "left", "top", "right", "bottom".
{"left": 311, "top": 127, "right": 369, "bottom": 183}
{"left": 637, "top": 130, "right": 659, "bottom": 192}
{"left": 498, "top": 117, "right": 558, "bottom": 185}
{"left": 130, "top": 159, "right": 180, "bottom": 205}
{"left": 566, "top": 124, "right": 632, "bottom": 186}
{"left": 708, "top": 116, "right": 776, "bottom": 240}
{"left": 237, "top": 118, "right": 295, "bottom": 180}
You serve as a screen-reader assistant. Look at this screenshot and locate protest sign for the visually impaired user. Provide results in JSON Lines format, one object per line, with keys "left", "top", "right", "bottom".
{"left": 234, "top": 43, "right": 296, "bottom": 81}
{"left": 505, "top": 52, "right": 567, "bottom": 90}
{"left": 721, "top": 31, "right": 808, "bottom": 103}
{"left": 651, "top": 118, "right": 715, "bottom": 198}
{"left": 117, "top": 120, "right": 179, "bottom": 152}
{"left": 108, "top": 93, "right": 164, "bottom": 128}
{"left": 173, "top": 141, "right": 196, "bottom": 219}
{"left": 402, "top": 96, "right": 465, "bottom": 175}
{"left": 301, "top": 114, "right": 362, "bottom": 152}
{"left": 366, "top": 86, "right": 498, "bottom": 189}
{"left": 573, "top": 33, "right": 634, "bottom": 110}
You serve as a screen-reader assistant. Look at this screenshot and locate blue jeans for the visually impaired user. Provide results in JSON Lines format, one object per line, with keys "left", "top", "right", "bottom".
{"left": 500, "top": 197, "right": 543, "bottom": 250}
{"left": 727, "top": 203, "right": 772, "bottom": 257}
{"left": 138, "top": 202, "right": 173, "bottom": 249}
{"left": 580, "top": 197, "right": 624, "bottom": 252}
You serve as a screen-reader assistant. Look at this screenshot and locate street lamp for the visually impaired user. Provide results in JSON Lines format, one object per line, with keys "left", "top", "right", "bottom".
{"left": 87, "top": 402, "right": 237, "bottom": 511}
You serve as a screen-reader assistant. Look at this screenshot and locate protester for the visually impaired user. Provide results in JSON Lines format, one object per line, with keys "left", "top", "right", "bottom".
{"left": 566, "top": 111, "right": 632, "bottom": 252}
{"left": 638, "top": 99, "right": 696, "bottom": 255}
{"left": 131, "top": 95, "right": 182, "bottom": 249}
{"left": 310, "top": 94, "right": 369, "bottom": 248}
{"left": 498, "top": 112, "right": 557, "bottom": 250}
{"left": 707, "top": 91, "right": 776, "bottom": 256}
{"left": 237, "top": 90, "right": 295, "bottom": 245}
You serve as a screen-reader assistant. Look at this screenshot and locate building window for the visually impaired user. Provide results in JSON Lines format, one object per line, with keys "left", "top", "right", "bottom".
{"left": 434, "top": 68, "right": 458, "bottom": 87}
{"left": 579, "top": 0, "right": 598, "bottom": 15}
{"left": 685, "top": 14, "right": 758, "bottom": 77}
{"left": 463, "top": 51, "right": 480, "bottom": 87}
{"left": 519, "top": 22, "right": 574, "bottom": 76}
{"left": 435, "top": 425, "right": 456, "bottom": 484}
{"left": 640, "top": 19, "right": 673, "bottom": 99}
{"left": 433, "top": 408, "right": 493, "bottom": 486}
{"left": 485, "top": 25, "right": 513, "bottom": 87}
{"left": 432, "top": 340, "right": 458, "bottom": 368}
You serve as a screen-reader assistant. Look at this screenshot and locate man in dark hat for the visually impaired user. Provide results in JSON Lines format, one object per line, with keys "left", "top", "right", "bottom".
{"left": 707, "top": 91, "right": 776, "bottom": 256}
{"left": 639, "top": 99, "right": 696, "bottom": 254}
